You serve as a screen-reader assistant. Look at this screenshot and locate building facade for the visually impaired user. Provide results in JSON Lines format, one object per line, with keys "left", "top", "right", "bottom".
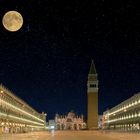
{"left": 102, "top": 93, "right": 140, "bottom": 131}
{"left": 0, "top": 84, "right": 46, "bottom": 134}
{"left": 48, "top": 120, "right": 55, "bottom": 130}
{"left": 87, "top": 61, "right": 99, "bottom": 129}
{"left": 98, "top": 115, "right": 103, "bottom": 129}
{"left": 55, "top": 111, "right": 86, "bottom": 130}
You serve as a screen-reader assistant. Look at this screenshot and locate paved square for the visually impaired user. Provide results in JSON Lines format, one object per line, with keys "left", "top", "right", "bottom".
{"left": 0, "top": 131, "right": 140, "bottom": 140}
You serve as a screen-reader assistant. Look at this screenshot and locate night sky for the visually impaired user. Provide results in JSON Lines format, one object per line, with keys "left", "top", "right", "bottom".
{"left": 0, "top": 0, "right": 140, "bottom": 120}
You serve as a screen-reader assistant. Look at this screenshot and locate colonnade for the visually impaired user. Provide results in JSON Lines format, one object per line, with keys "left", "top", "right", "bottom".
{"left": 103, "top": 93, "right": 140, "bottom": 131}
{"left": 0, "top": 84, "right": 46, "bottom": 134}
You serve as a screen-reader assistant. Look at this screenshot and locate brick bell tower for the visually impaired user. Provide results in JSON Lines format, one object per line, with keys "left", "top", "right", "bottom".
{"left": 87, "top": 60, "right": 99, "bottom": 129}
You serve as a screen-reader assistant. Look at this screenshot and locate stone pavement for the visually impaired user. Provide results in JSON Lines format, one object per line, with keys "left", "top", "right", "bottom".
{"left": 0, "top": 130, "right": 140, "bottom": 140}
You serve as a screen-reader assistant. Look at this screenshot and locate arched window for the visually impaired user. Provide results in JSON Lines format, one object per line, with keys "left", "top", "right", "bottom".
{"left": 90, "top": 84, "right": 96, "bottom": 88}
{"left": 67, "top": 118, "right": 72, "bottom": 122}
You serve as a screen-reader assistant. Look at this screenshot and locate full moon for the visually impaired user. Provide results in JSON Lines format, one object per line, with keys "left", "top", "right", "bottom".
{"left": 2, "top": 11, "right": 23, "bottom": 32}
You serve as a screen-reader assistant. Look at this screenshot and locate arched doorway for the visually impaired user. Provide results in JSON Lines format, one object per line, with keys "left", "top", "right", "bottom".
{"left": 74, "top": 124, "right": 77, "bottom": 130}
{"left": 79, "top": 124, "right": 82, "bottom": 130}
{"left": 56, "top": 124, "right": 60, "bottom": 130}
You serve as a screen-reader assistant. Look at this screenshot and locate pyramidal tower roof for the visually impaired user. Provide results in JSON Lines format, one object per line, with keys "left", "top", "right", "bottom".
{"left": 89, "top": 60, "right": 96, "bottom": 74}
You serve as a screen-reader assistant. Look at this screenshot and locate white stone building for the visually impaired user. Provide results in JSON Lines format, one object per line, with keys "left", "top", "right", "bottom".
{"left": 0, "top": 84, "right": 47, "bottom": 134}
{"left": 102, "top": 93, "right": 140, "bottom": 131}
{"left": 55, "top": 111, "right": 86, "bottom": 130}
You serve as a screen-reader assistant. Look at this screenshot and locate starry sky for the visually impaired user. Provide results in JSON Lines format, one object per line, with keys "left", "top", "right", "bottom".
{"left": 0, "top": 0, "right": 140, "bottom": 120}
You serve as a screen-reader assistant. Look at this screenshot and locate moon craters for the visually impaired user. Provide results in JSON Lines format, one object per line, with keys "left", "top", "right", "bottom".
{"left": 2, "top": 11, "right": 23, "bottom": 32}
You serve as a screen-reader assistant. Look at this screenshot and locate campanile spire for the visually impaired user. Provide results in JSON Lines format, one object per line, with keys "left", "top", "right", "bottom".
{"left": 89, "top": 60, "right": 96, "bottom": 74}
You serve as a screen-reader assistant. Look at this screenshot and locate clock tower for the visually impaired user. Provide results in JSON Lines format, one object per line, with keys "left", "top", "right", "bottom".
{"left": 87, "top": 60, "right": 98, "bottom": 129}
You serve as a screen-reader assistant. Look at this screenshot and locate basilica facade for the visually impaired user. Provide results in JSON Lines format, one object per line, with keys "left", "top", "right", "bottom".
{"left": 55, "top": 111, "right": 86, "bottom": 130}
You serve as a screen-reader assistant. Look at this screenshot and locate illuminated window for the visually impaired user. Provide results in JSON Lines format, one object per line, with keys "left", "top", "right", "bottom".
{"left": 135, "top": 101, "right": 137, "bottom": 105}
{"left": 138, "top": 112, "right": 140, "bottom": 117}
{"left": 0, "top": 90, "right": 4, "bottom": 93}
